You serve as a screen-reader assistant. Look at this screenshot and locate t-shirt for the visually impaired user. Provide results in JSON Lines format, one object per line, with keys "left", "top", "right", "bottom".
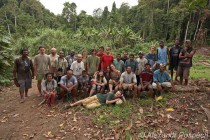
{"left": 153, "top": 70, "right": 171, "bottom": 83}
{"left": 169, "top": 45, "right": 182, "bottom": 69}
{"left": 96, "top": 92, "right": 115, "bottom": 105}
{"left": 157, "top": 47, "right": 168, "bottom": 64}
{"left": 110, "top": 71, "right": 120, "bottom": 81}
{"left": 121, "top": 57, "right": 128, "bottom": 64}
{"left": 136, "top": 57, "right": 148, "bottom": 75}
{"left": 55, "top": 57, "right": 68, "bottom": 76}
{"left": 41, "top": 79, "right": 57, "bottom": 92}
{"left": 60, "top": 75, "right": 78, "bottom": 86}
{"left": 120, "top": 71, "right": 137, "bottom": 84}
{"left": 86, "top": 55, "right": 100, "bottom": 75}
{"left": 78, "top": 75, "right": 89, "bottom": 85}
{"left": 125, "top": 59, "right": 138, "bottom": 72}
{"left": 14, "top": 57, "right": 33, "bottom": 80}
{"left": 49, "top": 54, "right": 59, "bottom": 67}
{"left": 66, "top": 55, "right": 76, "bottom": 67}
{"left": 140, "top": 70, "right": 153, "bottom": 84}
{"left": 113, "top": 59, "right": 125, "bottom": 73}
{"left": 179, "top": 47, "right": 194, "bottom": 68}
{"left": 70, "top": 61, "right": 85, "bottom": 76}
{"left": 145, "top": 53, "right": 157, "bottom": 67}
{"left": 101, "top": 54, "right": 114, "bottom": 71}
{"left": 34, "top": 54, "right": 50, "bottom": 75}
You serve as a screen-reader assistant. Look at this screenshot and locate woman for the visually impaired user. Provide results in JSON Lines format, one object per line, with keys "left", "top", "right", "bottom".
{"left": 41, "top": 73, "right": 57, "bottom": 106}
{"left": 89, "top": 71, "right": 107, "bottom": 96}
{"left": 65, "top": 91, "right": 126, "bottom": 109}
{"left": 109, "top": 64, "right": 121, "bottom": 91}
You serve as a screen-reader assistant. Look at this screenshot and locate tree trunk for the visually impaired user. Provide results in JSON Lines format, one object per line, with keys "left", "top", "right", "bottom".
{"left": 193, "top": 12, "right": 200, "bottom": 41}
{"left": 4, "top": 11, "right": 11, "bottom": 37}
{"left": 184, "top": 14, "right": 191, "bottom": 42}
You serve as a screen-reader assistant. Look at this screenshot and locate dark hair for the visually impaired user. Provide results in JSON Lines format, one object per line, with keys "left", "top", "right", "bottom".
{"left": 39, "top": 45, "right": 45, "bottom": 50}
{"left": 129, "top": 54, "right": 134, "bottom": 57}
{"left": 159, "top": 40, "right": 164, "bottom": 44}
{"left": 145, "top": 63, "right": 151, "bottom": 67}
{"left": 99, "top": 46, "right": 104, "bottom": 51}
{"left": 116, "top": 53, "right": 121, "bottom": 56}
{"left": 91, "top": 48, "right": 97, "bottom": 53}
{"left": 20, "top": 48, "right": 28, "bottom": 54}
{"left": 45, "top": 73, "right": 53, "bottom": 78}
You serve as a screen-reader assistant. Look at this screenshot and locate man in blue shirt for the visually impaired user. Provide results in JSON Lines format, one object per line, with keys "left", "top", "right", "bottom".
{"left": 152, "top": 64, "right": 174, "bottom": 96}
{"left": 157, "top": 40, "right": 169, "bottom": 69}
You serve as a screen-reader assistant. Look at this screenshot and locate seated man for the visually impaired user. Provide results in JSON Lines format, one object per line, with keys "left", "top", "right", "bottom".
{"left": 152, "top": 64, "right": 175, "bottom": 97}
{"left": 137, "top": 63, "right": 153, "bottom": 98}
{"left": 116, "top": 66, "right": 137, "bottom": 100}
{"left": 65, "top": 91, "right": 126, "bottom": 109}
{"left": 41, "top": 73, "right": 57, "bottom": 106}
{"left": 60, "top": 70, "right": 78, "bottom": 101}
{"left": 78, "top": 70, "right": 90, "bottom": 95}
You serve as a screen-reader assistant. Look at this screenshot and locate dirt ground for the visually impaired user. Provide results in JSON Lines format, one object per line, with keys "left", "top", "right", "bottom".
{"left": 0, "top": 47, "right": 210, "bottom": 140}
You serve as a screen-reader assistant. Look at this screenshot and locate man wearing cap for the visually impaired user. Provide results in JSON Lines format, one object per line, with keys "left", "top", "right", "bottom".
{"left": 136, "top": 51, "right": 148, "bottom": 85}
{"left": 152, "top": 64, "right": 175, "bottom": 96}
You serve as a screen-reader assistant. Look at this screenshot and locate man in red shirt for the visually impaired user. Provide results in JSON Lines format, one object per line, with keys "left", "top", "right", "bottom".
{"left": 101, "top": 47, "right": 114, "bottom": 71}
{"left": 96, "top": 46, "right": 105, "bottom": 70}
{"left": 137, "top": 63, "right": 153, "bottom": 98}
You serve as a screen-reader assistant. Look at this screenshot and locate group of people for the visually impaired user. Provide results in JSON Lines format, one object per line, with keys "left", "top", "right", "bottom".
{"left": 13, "top": 38, "right": 195, "bottom": 108}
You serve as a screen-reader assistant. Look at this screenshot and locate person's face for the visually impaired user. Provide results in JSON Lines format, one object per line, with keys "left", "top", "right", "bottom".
{"left": 126, "top": 67, "right": 132, "bottom": 73}
{"left": 106, "top": 48, "right": 110, "bottom": 54}
{"left": 92, "top": 50, "right": 96, "bottom": 55}
{"left": 150, "top": 47, "right": 155, "bottom": 53}
{"left": 115, "top": 91, "right": 122, "bottom": 98}
{"left": 77, "top": 55, "right": 82, "bottom": 62}
{"left": 139, "top": 54, "right": 143, "bottom": 58}
{"left": 22, "top": 51, "right": 29, "bottom": 57}
{"left": 110, "top": 65, "right": 115, "bottom": 71}
{"left": 39, "top": 48, "right": 45, "bottom": 54}
{"left": 82, "top": 51, "right": 87, "bottom": 56}
{"left": 175, "top": 40, "right": 180, "bottom": 46}
{"left": 82, "top": 71, "right": 86, "bottom": 76}
{"left": 185, "top": 42, "right": 190, "bottom": 48}
{"left": 99, "top": 71, "right": 103, "bottom": 76}
{"left": 130, "top": 56, "right": 134, "bottom": 61}
{"left": 51, "top": 49, "right": 56, "bottom": 55}
{"left": 159, "top": 65, "right": 165, "bottom": 72}
{"left": 145, "top": 65, "right": 150, "bottom": 71}
{"left": 47, "top": 74, "right": 53, "bottom": 81}
{"left": 117, "top": 55, "right": 121, "bottom": 60}
{"left": 159, "top": 42, "right": 164, "bottom": 47}
{"left": 59, "top": 51, "right": 64, "bottom": 58}
{"left": 106, "top": 67, "right": 110, "bottom": 72}
{"left": 98, "top": 48, "right": 103, "bottom": 53}
{"left": 123, "top": 52, "right": 127, "bottom": 58}
{"left": 70, "top": 51, "right": 75, "bottom": 56}
{"left": 67, "top": 71, "right": 73, "bottom": 79}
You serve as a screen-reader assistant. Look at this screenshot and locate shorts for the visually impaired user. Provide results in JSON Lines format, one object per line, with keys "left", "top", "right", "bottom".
{"left": 92, "top": 84, "right": 105, "bottom": 90}
{"left": 122, "top": 83, "right": 137, "bottom": 90}
{"left": 18, "top": 79, "right": 32, "bottom": 91}
{"left": 109, "top": 79, "right": 119, "bottom": 86}
{"left": 138, "top": 84, "right": 153, "bottom": 90}
{"left": 177, "top": 66, "right": 190, "bottom": 79}
{"left": 152, "top": 82, "right": 172, "bottom": 89}
{"left": 36, "top": 74, "right": 45, "bottom": 81}
{"left": 80, "top": 95, "right": 101, "bottom": 109}
{"left": 169, "top": 63, "right": 178, "bottom": 71}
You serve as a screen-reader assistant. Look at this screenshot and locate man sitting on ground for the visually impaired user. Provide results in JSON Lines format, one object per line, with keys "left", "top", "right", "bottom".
{"left": 152, "top": 64, "right": 175, "bottom": 97}
{"left": 78, "top": 70, "right": 90, "bottom": 95}
{"left": 60, "top": 70, "right": 78, "bottom": 101}
{"left": 137, "top": 63, "right": 153, "bottom": 98}
{"left": 116, "top": 66, "right": 137, "bottom": 100}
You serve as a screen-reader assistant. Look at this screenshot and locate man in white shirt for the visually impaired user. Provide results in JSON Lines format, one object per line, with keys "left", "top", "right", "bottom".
{"left": 70, "top": 54, "right": 85, "bottom": 79}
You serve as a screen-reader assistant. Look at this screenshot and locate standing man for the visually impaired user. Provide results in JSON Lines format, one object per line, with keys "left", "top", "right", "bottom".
{"left": 157, "top": 40, "right": 169, "bottom": 68}
{"left": 121, "top": 51, "right": 128, "bottom": 63}
{"left": 13, "top": 49, "right": 34, "bottom": 103}
{"left": 70, "top": 54, "right": 85, "bottom": 79}
{"left": 169, "top": 38, "right": 182, "bottom": 81}
{"left": 55, "top": 51, "right": 68, "bottom": 83}
{"left": 96, "top": 46, "right": 105, "bottom": 70}
{"left": 177, "top": 40, "right": 196, "bottom": 85}
{"left": 34, "top": 46, "right": 51, "bottom": 96}
{"left": 113, "top": 54, "right": 125, "bottom": 73}
{"left": 145, "top": 46, "right": 157, "bottom": 71}
{"left": 49, "top": 48, "right": 58, "bottom": 77}
{"left": 86, "top": 49, "right": 100, "bottom": 78}
{"left": 125, "top": 54, "right": 138, "bottom": 74}
{"left": 66, "top": 50, "right": 76, "bottom": 70}
{"left": 101, "top": 47, "right": 114, "bottom": 71}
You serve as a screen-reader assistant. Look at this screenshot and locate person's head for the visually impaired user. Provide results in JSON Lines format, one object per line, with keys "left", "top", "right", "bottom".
{"left": 82, "top": 50, "right": 87, "bottom": 58}
{"left": 126, "top": 66, "right": 132, "bottom": 74}
{"left": 159, "top": 64, "right": 165, "bottom": 72}
{"left": 45, "top": 73, "right": 53, "bottom": 81}
{"left": 106, "top": 47, "right": 111, "bottom": 54}
{"left": 106, "top": 66, "right": 111, "bottom": 72}
{"left": 129, "top": 54, "right": 135, "bottom": 61}
{"left": 77, "top": 54, "right": 82, "bottom": 62}
{"left": 51, "top": 48, "right": 56, "bottom": 55}
{"left": 98, "top": 46, "right": 104, "bottom": 53}
{"left": 110, "top": 64, "right": 116, "bottom": 71}
{"left": 82, "top": 70, "right": 87, "bottom": 76}
{"left": 138, "top": 51, "right": 144, "bottom": 58}
{"left": 175, "top": 38, "right": 180, "bottom": 46}
{"left": 115, "top": 91, "right": 122, "bottom": 98}
{"left": 70, "top": 50, "right": 75, "bottom": 56}
{"left": 39, "top": 45, "right": 45, "bottom": 55}
{"left": 145, "top": 63, "right": 151, "bottom": 71}
{"left": 185, "top": 40, "right": 191, "bottom": 48}
{"left": 99, "top": 71, "right": 104, "bottom": 77}
{"left": 66, "top": 70, "right": 73, "bottom": 79}
{"left": 59, "top": 51, "right": 64, "bottom": 58}
{"left": 159, "top": 40, "right": 164, "bottom": 48}
{"left": 123, "top": 52, "right": 128, "bottom": 58}
{"left": 21, "top": 48, "right": 29, "bottom": 57}
{"left": 116, "top": 54, "right": 121, "bottom": 61}
{"left": 150, "top": 45, "right": 155, "bottom": 53}
{"left": 91, "top": 48, "right": 97, "bottom": 55}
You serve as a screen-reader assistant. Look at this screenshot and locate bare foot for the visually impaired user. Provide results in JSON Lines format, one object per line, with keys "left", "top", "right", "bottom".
{"left": 20, "top": 98, "right": 25, "bottom": 103}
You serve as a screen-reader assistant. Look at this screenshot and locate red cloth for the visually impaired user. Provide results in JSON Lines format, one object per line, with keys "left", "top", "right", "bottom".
{"left": 140, "top": 70, "right": 153, "bottom": 83}
{"left": 44, "top": 92, "right": 56, "bottom": 105}
{"left": 101, "top": 54, "right": 114, "bottom": 71}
